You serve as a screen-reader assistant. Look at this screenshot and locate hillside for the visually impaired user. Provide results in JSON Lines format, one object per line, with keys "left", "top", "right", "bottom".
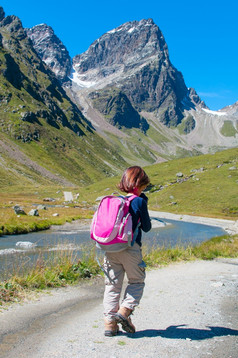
{"left": 0, "top": 8, "right": 127, "bottom": 188}
{"left": 79, "top": 147, "right": 238, "bottom": 220}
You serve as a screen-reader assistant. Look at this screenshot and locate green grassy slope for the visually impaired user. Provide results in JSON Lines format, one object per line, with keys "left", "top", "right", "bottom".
{"left": 145, "top": 147, "right": 238, "bottom": 218}
{"left": 78, "top": 147, "right": 238, "bottom": 219}
{"left": 0, "top": 15, "right": 127, "bottom": 188}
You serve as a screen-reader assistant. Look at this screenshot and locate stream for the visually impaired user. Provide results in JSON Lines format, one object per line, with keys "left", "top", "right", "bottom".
{"left": 0, "top": 217, "right": 226, "bottom": 279}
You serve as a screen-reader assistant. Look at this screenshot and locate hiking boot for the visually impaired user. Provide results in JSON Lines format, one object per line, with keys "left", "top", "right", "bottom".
{"left": 114, "top": 307, "right": 136, "bottom": 333}
{"left": 104, "top": 318, "right": 119, "bottom": 337}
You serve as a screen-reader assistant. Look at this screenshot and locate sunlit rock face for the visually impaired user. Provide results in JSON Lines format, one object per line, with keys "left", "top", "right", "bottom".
{"left": 72, "top": 19, "right": 202, "bottom": 126}
{"left": 26, "top": 24, "right": 72, "bottom": 82}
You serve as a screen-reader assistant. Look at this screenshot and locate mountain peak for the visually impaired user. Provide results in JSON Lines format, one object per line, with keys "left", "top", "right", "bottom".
{"left": 72, "top": 19, "right": 188, "bottom": 126}
{"left": 26, "top": 24, "right": 72, "bottom": 81}
{"left": 106, "top": 18, "right": 155, "bottom": 34}
{"left": 73, "top": 18, "right": 168, "bottom": 74}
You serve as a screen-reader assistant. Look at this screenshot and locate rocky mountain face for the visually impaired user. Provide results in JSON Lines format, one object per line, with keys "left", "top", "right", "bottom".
{"left": 26, "top": 24, "right": 72, "bottom": 82}
{"left": 222, "top": 101, "right": 238, "bottom": 116}
{"left": 72, "top": 19, "right": 205, "bottom": 127}
{"left": 88, "top": 88, "right": 149, "bottom": 132}
{"left": 0, "top": 7, "right": 126, "bottom": 186}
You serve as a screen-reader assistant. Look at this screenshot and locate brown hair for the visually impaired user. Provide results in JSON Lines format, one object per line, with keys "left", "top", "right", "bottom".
{"left": 118, "top": 166, "right": 150, "bottom": 193}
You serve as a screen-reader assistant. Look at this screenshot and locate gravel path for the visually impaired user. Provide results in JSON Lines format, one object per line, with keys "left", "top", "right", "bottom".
{"left": 1, "top": 259, "right": 237, "bottom": 358}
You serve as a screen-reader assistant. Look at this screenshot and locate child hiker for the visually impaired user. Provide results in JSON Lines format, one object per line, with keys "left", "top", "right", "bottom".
{"left": 103, "top": 166, "right": 151, "bottom": 336}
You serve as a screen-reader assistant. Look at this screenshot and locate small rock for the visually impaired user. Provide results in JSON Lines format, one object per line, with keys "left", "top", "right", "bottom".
{"left": 14, "top": 205, "right": 26, "bottom": 215}
{"left": 43, "top": 198, "right": 55, "bottom": 202}
{"left": 52, "top": 213, "right": 59, "bottom": 217}
{"left": 211, "top": 281, "right": 225, "bottom": 287}
{"left": 176, "top": 172, "right": 183, "bottom": 177}
{"left": 16, "top": 241, "right": 36, "bottom": 248}
{"left": 28, "top": 209, "right": 39, "bottom": 216}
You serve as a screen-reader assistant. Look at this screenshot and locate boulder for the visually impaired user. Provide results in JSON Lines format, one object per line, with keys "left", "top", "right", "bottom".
{"left": 28, "top": 209, "right": 39, "bottom": 216}
{"left": 14, "top": 205, "right": 26, "bottom": 215}
{"left": 63, "top": 191, "right": 73, "bottom": 201}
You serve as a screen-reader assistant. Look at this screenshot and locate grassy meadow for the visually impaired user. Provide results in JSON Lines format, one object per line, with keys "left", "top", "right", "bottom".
{"left": 145, "top": 147, "right": 238, "bottom": 218}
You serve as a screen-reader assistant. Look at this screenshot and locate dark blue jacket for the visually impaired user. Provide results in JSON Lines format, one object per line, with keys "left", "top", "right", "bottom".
{"left": 129, "top": 193, "right": 151, "bottom": 246}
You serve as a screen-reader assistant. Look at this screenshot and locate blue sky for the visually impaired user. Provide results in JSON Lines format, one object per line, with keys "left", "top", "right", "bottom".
{"left": 1, "top": 0, "right": 237, "bottom": 110}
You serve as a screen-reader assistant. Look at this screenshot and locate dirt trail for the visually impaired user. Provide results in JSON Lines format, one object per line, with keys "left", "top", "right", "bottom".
{"left": 0, "top": 259, "right": 237, "bottom": 358}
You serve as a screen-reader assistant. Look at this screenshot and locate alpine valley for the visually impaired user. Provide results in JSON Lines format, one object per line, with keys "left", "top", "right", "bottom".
{"left": 0, "top": 7, "right": 237, "bottom": 188}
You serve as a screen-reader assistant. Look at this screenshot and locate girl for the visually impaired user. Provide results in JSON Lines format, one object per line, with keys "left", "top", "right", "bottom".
{"left": 103, "top": 166, "right": 151, "bottom": 336}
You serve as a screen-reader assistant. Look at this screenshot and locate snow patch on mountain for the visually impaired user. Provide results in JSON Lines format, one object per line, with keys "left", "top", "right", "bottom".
{"left": 202, "top": 108, "right": 227, "bottom": 116}
{"left": 128, "top": 27, "right": 135, "bottom": 33}
{"left": 70, "top": 68, "right": 96, "bottom": 88}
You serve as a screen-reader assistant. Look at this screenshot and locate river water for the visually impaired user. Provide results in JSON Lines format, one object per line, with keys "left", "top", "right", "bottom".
{"left": 0, "top": 218, "right": 226, "bottom": 279}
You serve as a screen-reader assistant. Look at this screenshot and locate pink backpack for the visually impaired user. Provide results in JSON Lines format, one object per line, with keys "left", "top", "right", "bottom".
{"left": 90, "top": 195, "right": 137, "bottom": 252}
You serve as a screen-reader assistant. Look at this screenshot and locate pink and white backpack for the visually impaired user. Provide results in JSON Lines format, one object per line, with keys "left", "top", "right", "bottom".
{"left": 90, "top": 194, "right": 138, "bottom": 252}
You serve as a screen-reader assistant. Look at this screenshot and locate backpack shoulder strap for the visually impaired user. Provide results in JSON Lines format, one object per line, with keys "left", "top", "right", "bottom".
{"left": 125, "top": 194, "right": 138, "bottom": 202}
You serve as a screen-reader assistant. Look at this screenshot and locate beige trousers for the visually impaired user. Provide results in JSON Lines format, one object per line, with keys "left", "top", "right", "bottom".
{"left": 103, "top": 243, "right": 146, "bottom": 322}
